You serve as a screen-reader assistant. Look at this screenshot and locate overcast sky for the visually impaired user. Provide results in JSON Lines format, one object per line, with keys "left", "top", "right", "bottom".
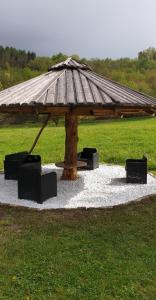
{"left": 0, "top": 0, "right": 155, "bottom": 59}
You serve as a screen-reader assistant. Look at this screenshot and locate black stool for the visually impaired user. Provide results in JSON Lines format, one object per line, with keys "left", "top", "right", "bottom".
{"left": 18, "top": 163, "right": 57, "bottom": 203}
{"left": 126, "top": 156, "right": 147, "bottom": 184}
{"left": 77, "top": 148, "right": 99, "bottom": 170}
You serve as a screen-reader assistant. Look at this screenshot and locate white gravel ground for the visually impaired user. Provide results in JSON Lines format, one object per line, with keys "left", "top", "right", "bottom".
{"left": 0, "top": 164, "right": 156, "bottom": 210}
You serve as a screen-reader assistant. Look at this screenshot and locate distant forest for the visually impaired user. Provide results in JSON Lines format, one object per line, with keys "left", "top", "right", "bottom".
{"left": 1, "top": 46, "right": 156, "bottom": 98}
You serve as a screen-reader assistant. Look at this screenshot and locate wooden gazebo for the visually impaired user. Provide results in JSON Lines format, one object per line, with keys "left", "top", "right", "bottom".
{"left": 0, "top": 57, "right": 156, "bottom": 180}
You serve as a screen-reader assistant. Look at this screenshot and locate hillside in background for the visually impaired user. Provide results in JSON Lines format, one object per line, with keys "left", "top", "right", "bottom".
{"left": 0, "top": 46, "right": 156, "bottom": 98}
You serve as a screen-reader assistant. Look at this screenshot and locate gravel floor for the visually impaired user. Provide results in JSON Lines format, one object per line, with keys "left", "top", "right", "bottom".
{"left": 0, "top": 164, "right": 156, "bottom": 210}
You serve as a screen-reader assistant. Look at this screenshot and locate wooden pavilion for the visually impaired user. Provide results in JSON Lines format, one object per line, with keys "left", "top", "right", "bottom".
{"left": 0, "top": 57, "right": 156, "bottom": 180}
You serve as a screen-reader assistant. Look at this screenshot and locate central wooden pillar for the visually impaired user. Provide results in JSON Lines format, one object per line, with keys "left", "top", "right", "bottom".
{"left": 62, "top": 113, "right": 78, "bottom": 180}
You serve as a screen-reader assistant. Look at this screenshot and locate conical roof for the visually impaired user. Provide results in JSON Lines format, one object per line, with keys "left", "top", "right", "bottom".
{"left": 0, "top": 57, "right": 156, "bottom": 110}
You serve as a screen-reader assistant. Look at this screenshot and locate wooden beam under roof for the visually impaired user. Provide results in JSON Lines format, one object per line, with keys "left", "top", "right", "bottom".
{"left": 0, "top": 104, "right": 155, "bottom": 116}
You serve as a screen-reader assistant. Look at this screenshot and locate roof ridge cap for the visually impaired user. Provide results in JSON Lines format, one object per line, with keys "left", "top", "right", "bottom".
{"left": 48, "top": 57, "right": 91, "bottom": 71}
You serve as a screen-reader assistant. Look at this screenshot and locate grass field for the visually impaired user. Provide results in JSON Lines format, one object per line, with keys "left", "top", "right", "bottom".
{"left": 0, "top": 117, "right": 156, "bottom": 299}
{"left": 0, "top": 117, "right": 156, "bottom": 171}
{"left": 0, "top": 197, "right": 156, "bottom": 299}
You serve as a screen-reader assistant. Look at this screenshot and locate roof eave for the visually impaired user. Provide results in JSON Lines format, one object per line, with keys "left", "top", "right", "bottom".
{"left": 0, "top": 103, "right": 155, "bottom": 116}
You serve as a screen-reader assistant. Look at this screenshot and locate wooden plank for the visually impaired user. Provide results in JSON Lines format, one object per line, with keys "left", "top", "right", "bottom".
{"left": 0, "top": 74, "right": 55, "bottom": 105}
{"left": 79, "top": 73, "right": 94, "bottom": 103}
{"left": 73, "top": 70, "right": 85, "bottom": 104}
{"left": 56, "top": 71, "right": 66, "bottom": 104}
{"left": 66, "top": 70, "right": 76, "bottom": 104}
{"left": 100, "top": 90, "right": 114, "bottom": 104}
{"left": 89, "top": 82, "right": 103, "bottom": 104}
{"left": 45, "top": 81, "right": 57, "bottom": 104}
{"left": 83, "top": 71, "right": 144, "bottom": 105}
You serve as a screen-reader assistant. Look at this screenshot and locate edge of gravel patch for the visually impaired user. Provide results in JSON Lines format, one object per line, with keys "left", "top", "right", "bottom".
{"left": 0, "top": 193, "right": 155, "bottom": 213}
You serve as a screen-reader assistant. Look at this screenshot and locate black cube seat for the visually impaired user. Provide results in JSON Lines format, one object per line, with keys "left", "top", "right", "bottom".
{"left": 126, "top": 156, "right": 147, "bottom": 184}
{"left": 24, "top": 154, "right": 41, "bottom": 165}
{"left": 4, "top": 152, "right": 41, "bottom": 180}
{"left": 4, "top": 151, "right": 28, "bottom": 180}
{"left": 18, "top": 163, "right": 57, "bottom": 203}
{"left": 77, "top": 147, "right": 99, "bottom": 170}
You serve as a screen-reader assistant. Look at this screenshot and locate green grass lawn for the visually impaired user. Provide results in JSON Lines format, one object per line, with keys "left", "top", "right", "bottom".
{"left": 0, "top": 117, "right": 156, "bottom": 171}
{"left": 0, "top": 117, "right": 156, "bottom": 299}
{"left": 0, "top": 197, "right": 156, "bottom": 299}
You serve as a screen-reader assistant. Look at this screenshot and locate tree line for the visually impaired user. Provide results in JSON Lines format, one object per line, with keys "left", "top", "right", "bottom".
{"left": 0, "top": 46, "right": 156, "bottom": 98}
{"left": 0, "top": 46, "right": 36, "bottom": 68}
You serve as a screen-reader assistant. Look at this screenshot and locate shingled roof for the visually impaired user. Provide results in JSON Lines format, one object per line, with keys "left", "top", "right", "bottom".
{"left": 0, "top": 57, "right": 156, "bottom": 109}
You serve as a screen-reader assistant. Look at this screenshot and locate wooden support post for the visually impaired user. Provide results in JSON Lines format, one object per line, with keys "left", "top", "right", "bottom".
{"left": 62, "top": 113, "right": 78, "bottom": 180}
